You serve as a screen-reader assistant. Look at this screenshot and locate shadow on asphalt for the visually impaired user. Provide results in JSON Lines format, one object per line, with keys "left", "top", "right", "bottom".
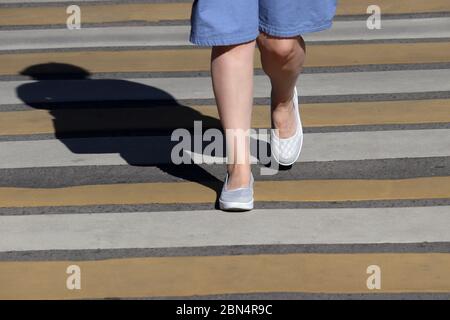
{"left": 16, "top": 63, "right": 225, "bottom": 208}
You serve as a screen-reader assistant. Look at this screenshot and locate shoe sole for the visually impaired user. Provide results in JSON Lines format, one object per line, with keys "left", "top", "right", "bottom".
{"left": 219, "top": 199, "right": 254, "bottom": 211}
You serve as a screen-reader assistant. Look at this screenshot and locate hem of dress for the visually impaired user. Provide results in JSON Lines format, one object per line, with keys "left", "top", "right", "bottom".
{"left": 258, "top": 20, "right": 333, "bottom": 37}
{"left": 189, "top": 31, "right": 259, "bottom": 47}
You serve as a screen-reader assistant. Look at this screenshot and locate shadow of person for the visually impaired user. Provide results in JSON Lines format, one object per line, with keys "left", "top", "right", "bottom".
{"left": 16, "top": 63, "right": 223, "bottom": 208}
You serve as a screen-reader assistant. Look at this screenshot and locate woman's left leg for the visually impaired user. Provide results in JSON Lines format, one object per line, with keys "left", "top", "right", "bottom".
{"left": 256, "top": 33, "right": 306, "bottom": 139}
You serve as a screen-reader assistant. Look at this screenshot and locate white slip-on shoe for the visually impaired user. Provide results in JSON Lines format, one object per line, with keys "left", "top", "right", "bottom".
{"left": 270, "top": 86, "right": 303, "bottom": 166}
{"left": 219, "top": 173, "right": 254, "bottom": 211}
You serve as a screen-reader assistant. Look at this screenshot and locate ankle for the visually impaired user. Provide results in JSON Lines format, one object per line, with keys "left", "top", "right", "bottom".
{"left": 271, "top": 90, "right": 294, "bottom": 111}
{"left": 228, "top": 164, "right": 251, "bottom": 178}
{"left": 227, "top": 165, "right": 252, "bottom": 189}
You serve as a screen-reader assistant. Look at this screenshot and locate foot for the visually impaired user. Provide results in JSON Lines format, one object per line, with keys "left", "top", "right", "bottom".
{"left": 270, "top": 86, "right": 303, "bottom": 166}
{"left": 226, "top": 164, "right": 252, "bottom": 190}
{"left": 219, "top": 172, "right": 254, "bottom": 211}
{"left": 271, "top": 90, "right": 298, "bottom": 139}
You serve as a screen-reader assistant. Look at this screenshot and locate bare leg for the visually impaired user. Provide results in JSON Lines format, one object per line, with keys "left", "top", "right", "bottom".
{"left": 257, "top": 33, "right": 306, "bottom": 138}
{"left": 211, "top": 40, "right": 256, "bottom": 189}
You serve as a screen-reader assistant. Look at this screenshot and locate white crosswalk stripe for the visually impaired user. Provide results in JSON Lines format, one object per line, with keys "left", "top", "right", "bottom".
{"left": 1, "top": 206, "right": 450, "bottom": 252}
{"left": 1, "top": 129, "right": 449, "bottom": 168}
{"left": 2, "top": 18, "right": 450, "bottom": 50}
{"left": 1, "top": 69, "right": 450, "bottom": 105}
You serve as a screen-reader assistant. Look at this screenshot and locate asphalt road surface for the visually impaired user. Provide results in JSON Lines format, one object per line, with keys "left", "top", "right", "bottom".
{"left": 0, "top": 0, "right": 449, "bottom": 300}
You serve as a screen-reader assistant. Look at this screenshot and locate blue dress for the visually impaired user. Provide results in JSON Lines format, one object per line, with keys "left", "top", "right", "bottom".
{"left": 190, "top": 0, "right": 338, "bottom": 46}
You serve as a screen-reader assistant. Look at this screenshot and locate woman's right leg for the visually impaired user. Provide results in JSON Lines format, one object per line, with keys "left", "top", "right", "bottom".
{"left": 211, "top": 40, "right": 256, "bottom": 190}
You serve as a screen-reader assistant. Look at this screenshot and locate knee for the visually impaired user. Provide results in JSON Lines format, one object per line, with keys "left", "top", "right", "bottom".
{"left": 258, "top": 36, "right": 305, "bottom": 69}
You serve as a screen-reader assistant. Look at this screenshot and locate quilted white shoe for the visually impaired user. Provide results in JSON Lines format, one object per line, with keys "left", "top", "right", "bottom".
{"left": 270, "top": 86, "right": 303, "bottom": 166}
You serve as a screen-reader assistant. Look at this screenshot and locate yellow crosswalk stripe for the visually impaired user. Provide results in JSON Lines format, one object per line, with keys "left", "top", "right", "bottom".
{"left": 0, "top": 177, "right": 449, "bottom": 208}
{"left": 1, "top": 42, "right": 450, "bottom": 76}
{"left": 1, "top": 253, "right": 450, "bottom": 299}
{"left": 0, "top": 3, "right": 193, "bottom": 26}
{"left": 337, "top": 0, "right": 450, "bottom": 15}
{"left": 1, "top": 99, "right": 450, "bottom": 136}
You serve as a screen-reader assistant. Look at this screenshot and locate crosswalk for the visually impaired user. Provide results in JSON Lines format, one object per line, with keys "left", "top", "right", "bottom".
{"left": 0, "top": 0, "right": 449, "bottom": 299}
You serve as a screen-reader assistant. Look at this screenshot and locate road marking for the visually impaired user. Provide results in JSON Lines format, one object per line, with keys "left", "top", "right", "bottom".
{"left": 2, "top": 19, "right": 450, "bottom": 49}
{"left": 1, "top": 206, "right": 450, "bottom": 251}
{"left": 1, "top": 129, "right": 449, "bottom": 168}
{"left": 1, "top": 253, "right": 450, "bottom": 299}
{"left": 0, "top": 0, "right": 114, "bottom": 2}
{"left": 2, "top": 70, "right": 450, "bottom": 105}
{"left": 0, "top": 3, "right": 193, "bottom": 26}
{"left": 0, "top": 176, "right": 449, "bottom": 208}
{"left": 337, "top": 0, "right": 450, "bottom": 15}
{"left": 1, "top": 99, "right": 449, "bottom": 136}
{"left": 1, "top": 42, "right": 450, "bottom": 74}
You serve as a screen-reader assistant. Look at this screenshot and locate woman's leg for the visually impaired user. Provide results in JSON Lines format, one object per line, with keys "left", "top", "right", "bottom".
{"left": 211, "top": 40, "right": 256, "bottom": 189}
{"left": 257, "top": 33, "right": 306, "bottom": 138}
